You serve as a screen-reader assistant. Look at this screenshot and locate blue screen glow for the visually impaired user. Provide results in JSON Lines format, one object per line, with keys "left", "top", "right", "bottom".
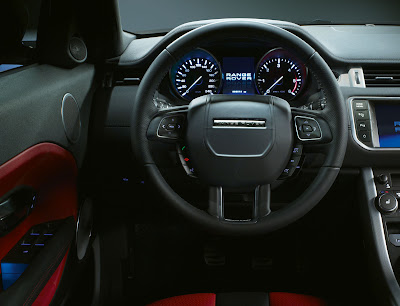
{"left": 0, "top": 64, "right": 23, "bottom": 73}
{"left": 375, "top": 104, "right": 400, "bottom": 147}
{"left": 222, "top": 57, "right": 255, "bottom": 95}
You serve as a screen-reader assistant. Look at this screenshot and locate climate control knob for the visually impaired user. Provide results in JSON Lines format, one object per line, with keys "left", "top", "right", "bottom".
{"left": 377, "top": 193, "right": 398, "bottom": 214}
{"left": 376, "top": 174, "right": 389, "bottom": 185}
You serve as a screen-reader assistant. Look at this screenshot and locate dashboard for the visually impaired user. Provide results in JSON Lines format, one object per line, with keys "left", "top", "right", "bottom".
{"left": 109, "top": 22, "right": 400, "bottom": 168}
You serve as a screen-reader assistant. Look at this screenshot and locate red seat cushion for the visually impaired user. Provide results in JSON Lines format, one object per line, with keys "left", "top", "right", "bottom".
{"left": 148, "top": 292, "right": 326, "bottom": 306}
{"left": 148, "top": 293, "right": 216, "bottom": 306}
{"left": 269, "top": 292, "right": 327, "bottom": 306}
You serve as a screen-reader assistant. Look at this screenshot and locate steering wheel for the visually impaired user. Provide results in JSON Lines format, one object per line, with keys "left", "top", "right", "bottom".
{"left": 131, "top": 20, "right": 347, "bottom": 236}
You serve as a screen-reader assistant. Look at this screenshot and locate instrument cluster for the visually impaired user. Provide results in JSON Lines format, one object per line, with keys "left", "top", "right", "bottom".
{"left": 169, "top": 47, "right": 308, "bottom": 103}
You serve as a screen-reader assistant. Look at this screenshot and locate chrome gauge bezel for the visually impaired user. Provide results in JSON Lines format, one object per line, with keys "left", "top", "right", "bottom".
{"left": 169, "top": 48, "right": 222, "bottom": 101}
{"left": 254, "top": 47, "right": 307, "bottom": 100}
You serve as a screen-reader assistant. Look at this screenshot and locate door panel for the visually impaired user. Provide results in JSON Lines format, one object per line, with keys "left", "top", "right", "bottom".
{"left": 0, "top": 63, "right": 95, "bottom": 305}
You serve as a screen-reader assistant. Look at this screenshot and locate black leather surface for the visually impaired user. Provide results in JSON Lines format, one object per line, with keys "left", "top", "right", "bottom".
{"left": 303, "top": 25, "right": 400, "bottom": 64}
{"left": 216, "top": 292, "right": 269, "bottom": 306}
{"left": 117, "top": 19, "right": 400, "bottom": 68}
{"left": 0, "top": 64, "right": 95, "bottom": 167}
{"left": 0, "top": 217, "right": 75, "bottom": 306}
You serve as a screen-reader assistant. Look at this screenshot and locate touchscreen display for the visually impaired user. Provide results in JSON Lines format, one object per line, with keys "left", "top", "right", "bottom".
{"left": 375, "top": 104, "right": 400, "bottom": 147}
{"left": 222, "top": 57, "right": 255, "bottom": 95}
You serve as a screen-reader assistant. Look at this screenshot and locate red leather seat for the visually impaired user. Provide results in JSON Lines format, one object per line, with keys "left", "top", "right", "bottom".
{"left": 148, "top": 292, "right": 327, "bottom": 306}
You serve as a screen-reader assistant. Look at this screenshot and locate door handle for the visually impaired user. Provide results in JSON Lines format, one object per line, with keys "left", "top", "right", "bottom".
{"left": 0, "top": 186, "right": 36, "bottom": 235}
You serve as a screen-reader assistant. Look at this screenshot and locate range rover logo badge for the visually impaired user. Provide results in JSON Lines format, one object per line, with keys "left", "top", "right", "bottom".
{"left": 213, "top": 119, "right": 266, "bottom": 128}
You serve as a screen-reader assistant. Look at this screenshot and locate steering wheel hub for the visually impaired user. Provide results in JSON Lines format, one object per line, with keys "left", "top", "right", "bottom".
{"left": 186, "top": 94, "right": 293, "bottom": 187}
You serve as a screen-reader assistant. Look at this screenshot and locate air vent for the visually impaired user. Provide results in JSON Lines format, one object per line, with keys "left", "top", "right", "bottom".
{"left": 115, "top": 76, "right": 141, "bottom": 86}
{"left": 113, "top": 71, "right": 143, "bottom": 86}
{"left": 364, "top": 69, "right": 400, "bottom": 87}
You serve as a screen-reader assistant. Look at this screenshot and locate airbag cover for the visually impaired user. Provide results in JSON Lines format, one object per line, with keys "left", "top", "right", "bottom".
{"left": 186, "top": 95, "right": 293, "bottom": 187}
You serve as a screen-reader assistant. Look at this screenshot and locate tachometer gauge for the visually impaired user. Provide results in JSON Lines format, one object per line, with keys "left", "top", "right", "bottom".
{"left": 170, "top": 49, "right": 222, "bottom": 101}
{"left": 255, "top": 48, "right": 307, "bottom": 100}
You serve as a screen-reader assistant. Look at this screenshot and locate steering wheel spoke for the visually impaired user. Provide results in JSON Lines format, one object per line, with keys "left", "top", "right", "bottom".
{"left": 208, "top": 185, "right": 271, "bottom": 223}
{"left": 291, "top": 108, "right": 333, "bottom": 145}
{"left": 146, "top": 106, "right": 188, "bottom": 143}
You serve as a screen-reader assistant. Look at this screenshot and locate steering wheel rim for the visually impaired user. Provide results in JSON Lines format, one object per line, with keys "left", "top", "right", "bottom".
{"left": 131, "top": 20, "right": 348, "bottom": 236}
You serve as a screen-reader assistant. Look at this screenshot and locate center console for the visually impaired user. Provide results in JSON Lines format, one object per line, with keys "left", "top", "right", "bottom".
{"left": 360, "top": 168, "right": 400, "bottom": 306}
{"left": 350, "top": 97, "right": 400, "bottom": 150}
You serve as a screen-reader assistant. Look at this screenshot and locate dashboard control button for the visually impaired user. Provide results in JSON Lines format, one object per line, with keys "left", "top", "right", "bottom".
{"left": 376, "top": 174, "right": 389, "bottom": 185}
{"left": 389, "top": 234, "right": 400, "bottom": 247}
{"left": 377, "top": 193, "right": 398, "bottom": 214}
{"left": 393, "top": 191, "right": 400, "bottom": 199}
{"left": 353, "top": 100, "right": 368, "bottom": 110}
{"left": 357, "top": 130, "right": 371, "bottom": 142}
{"left": 354, "top": 110, "right": 370, "bottom": 120}
{"left": 356, "top": 120, "right": 370, "bottom": 131}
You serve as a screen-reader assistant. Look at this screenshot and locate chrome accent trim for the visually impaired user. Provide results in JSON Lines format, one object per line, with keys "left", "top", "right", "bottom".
{"left": 349, "top": 96, "right": 400, "bottom": 151}
{"left": 213, "top": 119, "right": 266, "bottom": 128}
{"left": 348, "top": 68, "right": 366, "bottom": 88}
{"left": 220, "top": 186, "right": 258, "bottom": 223}
{"left": 338, "top": 68, "right": 365, "bottom": 88}
{"left": 294, "top": 115, "right": 322, "bottom": 141}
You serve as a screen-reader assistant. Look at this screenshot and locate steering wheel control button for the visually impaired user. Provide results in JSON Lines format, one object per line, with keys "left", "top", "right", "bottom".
{"left": 295, "top": 116, "right": 322, "bottom": 141}
{"left": 279, "top": 148, "right": 303, "bottom": 179}
{"left": 177, "top": 144, "right": 197, "bottom": 178}
{"left": 157, "top": 115, "right": 184, "bottom": 139}
{"left": 292, "top": 144, "right": 303, "bottom": 156}
{"left": 353, "top": 100, "right": 368, "bottom": 110}
{"left": 288, "top": 156, "right": 301, "bottom": 167}
{"left": 279, "top": 167, "right": 294, "bottom": 179}
{"left": 377, "top": 194, "right": 398, "bottom": 214}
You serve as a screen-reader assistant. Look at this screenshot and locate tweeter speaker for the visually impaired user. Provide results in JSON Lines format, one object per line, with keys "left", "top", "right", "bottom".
{"left": 61, "top": 93, "right": 81, "bottom": 143}
{"left": 68, "top": 36, "right": 87, "bottom": 63}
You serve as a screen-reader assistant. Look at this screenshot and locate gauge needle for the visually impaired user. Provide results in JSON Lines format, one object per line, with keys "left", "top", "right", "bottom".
{"left": 264, "top": 76, "right": 283, "bottom": 95}
{"left": 182, "top": 76, "right": 203, "bottom": 97}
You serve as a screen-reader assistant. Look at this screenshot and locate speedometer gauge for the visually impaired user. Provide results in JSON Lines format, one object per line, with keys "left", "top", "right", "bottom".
{"left": 170, "top": 49, "right": 221, "bottom": 101}
{"left": 255, "top": 48, "right": 307, "bottom": 100}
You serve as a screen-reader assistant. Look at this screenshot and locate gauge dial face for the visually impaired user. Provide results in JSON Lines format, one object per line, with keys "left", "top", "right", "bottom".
{"left": 171, "top": 49, "right": 222, "bottom": 101}
{"left": 255, "top": 49, "right": 307, "bottom": 100}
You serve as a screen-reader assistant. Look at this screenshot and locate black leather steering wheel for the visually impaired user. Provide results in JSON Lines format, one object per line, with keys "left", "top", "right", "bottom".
{"left": 131, "top": 20, "right": 348, "bottom": 236}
